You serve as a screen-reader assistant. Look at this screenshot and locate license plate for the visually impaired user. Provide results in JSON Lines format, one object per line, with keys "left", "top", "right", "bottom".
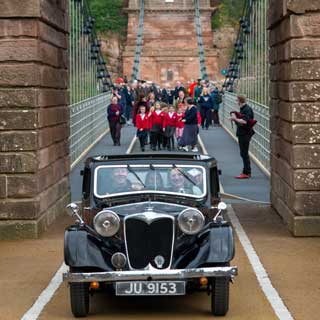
{"left": 116, "top": 281, "right": 185, "bottom": 296}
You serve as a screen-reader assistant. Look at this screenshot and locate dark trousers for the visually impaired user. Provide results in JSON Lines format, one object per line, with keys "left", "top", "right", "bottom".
{"left": 200, "top": 108, "right": 212, "bottom": 128}
{"left": 238, "top": 134, "right": 252, "bottom": 175}
{"left": 212, "top": 110, "right": 220, "bottom": 125}
{"left": 137, "top": 129, "right": 148, "bottom": 150}
{"left": 125, "top": 104, "right": 132, "bottom": 121}
{"left": 109, "top": 121, "right": 121, "bottom": 145}
{"left": 150, "top": 131, "right": 162, "bottom": 150}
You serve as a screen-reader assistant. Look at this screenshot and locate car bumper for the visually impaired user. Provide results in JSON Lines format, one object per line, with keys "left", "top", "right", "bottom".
{"left": 63, "top": 266, "right": 238, "bottom": 283}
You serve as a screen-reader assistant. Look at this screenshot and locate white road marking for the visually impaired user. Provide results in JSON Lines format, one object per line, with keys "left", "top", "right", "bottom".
{"left": 21, "top": 263, "right": 68, "bottom": 320}
{"left": 21, "top": 136, "right": 137, "bottom": 320}
{"left": 200, "top": 134, "right": 294, "bottom": 319}
{"left": 227, "top": 206, "right": 294, "bottom": 320}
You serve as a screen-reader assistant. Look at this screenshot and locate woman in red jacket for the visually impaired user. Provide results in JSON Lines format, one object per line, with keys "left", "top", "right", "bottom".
{"left": 149, "top": 101, "right": 164, "bottom": 151}
{"left": 136, "top": 104, "right": 150, "bottom": 152}
{"left": 163, "top": 105, "right": 178, "bottom": 151}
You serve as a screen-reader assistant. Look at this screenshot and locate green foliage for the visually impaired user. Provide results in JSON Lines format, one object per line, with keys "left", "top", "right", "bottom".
{"left": 88, "top": 0, "right": 127, "bottom": 35}
{"left": 212, "top": 0, "right": 245, "bottom": 30}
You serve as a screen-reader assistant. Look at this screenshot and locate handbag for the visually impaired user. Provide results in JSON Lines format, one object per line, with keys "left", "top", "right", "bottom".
{"left": 119, "top": 115, "right": 126, "bottom": 125}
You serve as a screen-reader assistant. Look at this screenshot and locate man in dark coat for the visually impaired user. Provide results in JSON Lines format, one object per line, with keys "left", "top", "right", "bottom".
{"left": 231, "top": 94, "right": 255, "bottom": 179}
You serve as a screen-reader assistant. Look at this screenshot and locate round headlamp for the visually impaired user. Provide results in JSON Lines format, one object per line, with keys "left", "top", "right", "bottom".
{"left": 177, "top": 208, "right": 205, "bottom": 235}
{"left": 93, "top": 210, "right": 120, "bottom": 237}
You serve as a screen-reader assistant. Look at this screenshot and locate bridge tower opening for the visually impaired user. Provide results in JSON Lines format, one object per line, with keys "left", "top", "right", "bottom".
{"left": 123, "top": 0, "right": 218, "bottom": 85}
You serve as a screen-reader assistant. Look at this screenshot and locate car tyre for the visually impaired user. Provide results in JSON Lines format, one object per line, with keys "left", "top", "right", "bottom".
{"left": 70, "top": 282, "right": 89, "bottom": 317}
{"left": 211, "top": 276, "right": 230, "bottom": 316}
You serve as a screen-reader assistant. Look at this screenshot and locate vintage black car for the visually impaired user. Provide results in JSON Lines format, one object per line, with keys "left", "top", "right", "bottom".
{"left": 63, "top": 153, "right": 238, "bottom": 317}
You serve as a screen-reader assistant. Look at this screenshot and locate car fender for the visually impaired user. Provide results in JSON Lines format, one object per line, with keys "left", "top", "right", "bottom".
{"left": 64, "top": 229, "right": 112, "bottom": 270}
{"left": 186, "top": 225, "right": 235, "bottom": 268}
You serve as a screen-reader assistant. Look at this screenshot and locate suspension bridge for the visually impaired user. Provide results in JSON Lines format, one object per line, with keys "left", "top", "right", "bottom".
{"left": 0, "top": 0, "right": 320, "bottom": 319}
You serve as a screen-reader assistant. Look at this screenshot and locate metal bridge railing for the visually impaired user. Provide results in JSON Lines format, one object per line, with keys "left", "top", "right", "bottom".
{"left": 220, "top": 92, "right": 270, "bottom": 175}
{"left": 194, "top": 0, "right": 208, "bottom": 80}
{"left": 69, "top": 92, "right": 111, "bottom": 167}
{"left": 131, "top": 0, "right": 145, "bottom": 80}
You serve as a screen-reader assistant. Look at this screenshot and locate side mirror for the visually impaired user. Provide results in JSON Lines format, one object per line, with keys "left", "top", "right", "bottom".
{"left": 66, "top": 203, "right": 84, "bottom": 225}
{"left": 217, "top": 202, "right": 227, "bottom": 211}
{"left": 213, "top": 202, "right": 227, "bottom": 222}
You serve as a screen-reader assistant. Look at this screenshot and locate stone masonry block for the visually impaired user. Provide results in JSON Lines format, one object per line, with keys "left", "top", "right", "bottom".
{"left": 0, "top": 89, "right": 37, "bottom": 108}
{"left": 286, "top": 39, "right": 320, "bottom": 60}
{"left": 39, "top": 22, "right": 67, "bottom": 49}
{"left": 270, "top": 14, "right": 320, "bottom": 47}
{"left": 292, "top": 124, "right": 320, "bottom": 144}
{"left": 0, "top": 39, "right": 38, "bottom": 62}
{"left": 293, "top": 191, "right": 320, "bottom": 216}
{"left": 0, "top": 110, "right": 38, "bottom": 130}
{"left": 38, "top": 124, "right": 69, "bottom": 149}
{"left": 0, "top": 199, "right": 40, "bottom": 220}
{"left": 39, "top": 177, "right": 69, "bottom": 213}
{"left": 0, "top": 131, "right": 37, "bottom": 151}
{"left": 0, "top": 64, "right": 40, "bottom": 87}
{"left": 0, "top": 0, "right": 40, "bottom": 17}
{"left": 38, "top": 157, "right": 68, "bottom": 191}
{"left": 287, "top": 0, "right": 320, "bottom": 13}
{"left": 0, "top": 153, "right": 37, "bottom": 173}
{"left": 40, "top": 66, "right": 68, "bottom": 89}
{"left": 36, "top": 89, "right": 69, "bottom": 107}
{"left": 0, "top": 175, "right": 7, "bottom": 198}
{"left": 278, "top": 101, "right": 320, "bottom": 123}
{"left": 277, "top": 81, "right": 320, "bottom": 102}
{"left": 38, "top": 106, "right": 68, "bottom": 127}
{"left": 0, "top": 19, "right": 38, "bottom": 38}
{"left": 7, "top": 175, "right": 38, "bottom": 198}
{"left": 40, "top": 0, "right": 68, "bottom": 32}
{"left": 294, "top": 169, "right": 320, "bottom": 191}
{"left": 293, "top": 145, "right": 320, "bottom": 169}
{"left": 38, "top": 140, "right": 69, "bottom": 169}
{"left": 268, "top": 0, "right": 286, "bottom": 28}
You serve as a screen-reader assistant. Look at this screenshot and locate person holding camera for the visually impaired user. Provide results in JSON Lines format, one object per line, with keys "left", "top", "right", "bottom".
{"left": 107, "top": 96, "right": 123, "bottom": 146}
{"left": 230, "top": 94, "right": 255, "bottom": 179}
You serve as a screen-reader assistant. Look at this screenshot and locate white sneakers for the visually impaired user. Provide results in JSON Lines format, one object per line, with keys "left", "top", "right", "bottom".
{"left": 191, "top": 147, "right": 199, "bottom": 152}
{"left": 182, "top": 146, "right": 189, "bottom": 152}
{"left": 179, "top": 146, "right": 199, "bottom": 152}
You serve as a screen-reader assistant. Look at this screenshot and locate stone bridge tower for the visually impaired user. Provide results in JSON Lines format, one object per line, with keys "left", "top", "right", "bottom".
{"left": 123, "top": 0, "right": 218, "bottom": 85}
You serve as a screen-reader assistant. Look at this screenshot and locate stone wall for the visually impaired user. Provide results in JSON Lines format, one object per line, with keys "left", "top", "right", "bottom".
{"left": 268, "top": 0, "right": 320, "bottom": 236}
{"left": 0, "top": 0, "right": 70, "bottom": 239}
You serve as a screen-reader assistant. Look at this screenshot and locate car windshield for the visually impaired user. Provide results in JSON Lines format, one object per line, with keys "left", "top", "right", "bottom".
{"left": 94, "top": 164, "right": 206, "bottom": 198}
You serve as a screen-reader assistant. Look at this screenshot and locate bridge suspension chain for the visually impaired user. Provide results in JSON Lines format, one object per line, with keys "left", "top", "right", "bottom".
{"left": 194, "top": 0, "right": 208, "bottom": 80}
{"left": 131, "top": 0, "right": 145, "bottom": 81}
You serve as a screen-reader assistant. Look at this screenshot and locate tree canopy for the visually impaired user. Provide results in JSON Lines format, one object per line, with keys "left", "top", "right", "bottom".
{"left": 88, "top": 0, "right": 127, "bottom": 35}
{"left": 212, "top": 0, "right": 245, "bottom": 30}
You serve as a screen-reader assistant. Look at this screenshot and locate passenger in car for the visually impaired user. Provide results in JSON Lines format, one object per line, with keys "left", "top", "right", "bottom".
{"left": 167, "top": 168, "right": 202, "bottom": 195}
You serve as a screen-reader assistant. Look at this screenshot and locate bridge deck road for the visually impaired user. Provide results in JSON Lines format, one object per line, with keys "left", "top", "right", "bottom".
{"left": 1, "top": 127, "right": 320, "bottom": 320}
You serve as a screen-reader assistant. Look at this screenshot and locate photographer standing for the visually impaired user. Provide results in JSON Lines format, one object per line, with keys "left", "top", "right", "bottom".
{"left": 231, "top": 94, "right": 255, "bottom": 179}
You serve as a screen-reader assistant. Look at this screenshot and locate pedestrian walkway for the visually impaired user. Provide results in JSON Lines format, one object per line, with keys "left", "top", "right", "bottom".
{"left": 200, "top": 126, "right": 270, "bottom": 203}
{"left": 71, "top": 125, "right": 270, "bottom": 203}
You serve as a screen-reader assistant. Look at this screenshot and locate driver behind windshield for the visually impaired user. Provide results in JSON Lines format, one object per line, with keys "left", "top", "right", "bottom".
{"left": 98, "top": 167, "right": 133, "bottom": 195}
{"left": 167, "top": 168, "right": 202, "bottom": 195}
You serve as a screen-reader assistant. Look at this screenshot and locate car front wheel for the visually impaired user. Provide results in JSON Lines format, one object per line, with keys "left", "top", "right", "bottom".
{"left": 70, "top": 282, "right": 89, "bottom": 317}
{"left": 211, "top": 276, "right": 230, "bottom": 316}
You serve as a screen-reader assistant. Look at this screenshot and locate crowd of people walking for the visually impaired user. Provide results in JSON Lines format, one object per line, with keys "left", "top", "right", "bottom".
{"left": 107, "top": 77, "right": 256, "bottom": 179}
{"left": 107, "top": 78, "right": 222, "bottom": 152}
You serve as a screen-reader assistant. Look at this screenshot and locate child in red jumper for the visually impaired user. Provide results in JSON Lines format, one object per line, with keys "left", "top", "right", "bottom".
{"left": 136, "top": 105, "right": 149, "bottom": 152}
{"left": 163, "top": 105, "right": 178, "bottom": 151}
{"left": 175, "top": 106, "right": 185, "bottom": 143}
{"left": 149, "top": 101, "right": 164, "bottom": 151}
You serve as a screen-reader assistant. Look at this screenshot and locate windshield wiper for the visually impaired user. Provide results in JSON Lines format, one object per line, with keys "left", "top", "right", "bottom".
{"left": 127, "top": 165, "right": 146, "bottom": 188}
{"left": 172, "top": 164, "right": 197, "bottom": 186}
